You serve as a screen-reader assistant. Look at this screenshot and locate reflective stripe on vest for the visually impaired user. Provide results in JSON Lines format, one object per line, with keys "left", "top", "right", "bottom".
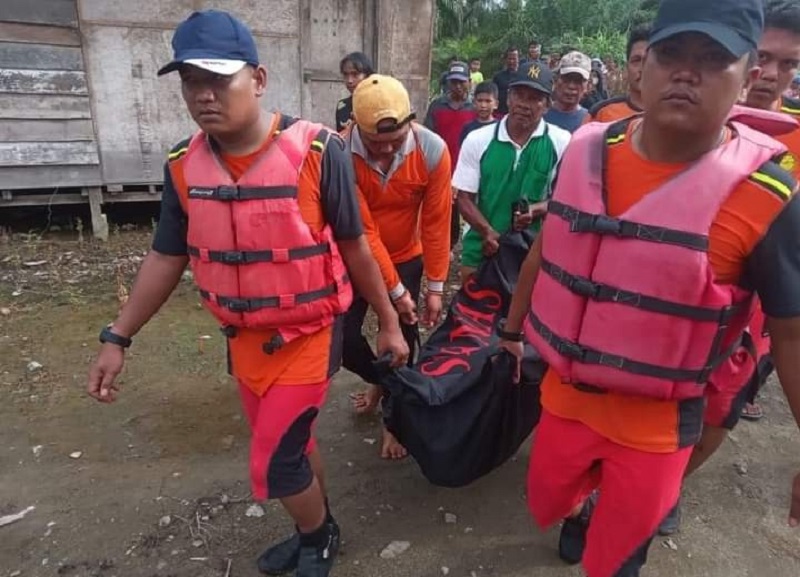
{"left": 524, "top": 117, "right": 788, "bottom": 401}
{"left": 180, "top": 119, "right": 353, "bottom": 341}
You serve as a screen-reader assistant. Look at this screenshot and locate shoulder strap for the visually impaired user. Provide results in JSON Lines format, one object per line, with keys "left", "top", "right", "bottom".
{"left": 748, "top": 157, "right": 797, "bottom": 202}
{"left": 167, "top": 134, "right": 197, "bottom": 213}
{"left": 781, "top": 95, "right": 800, "bottom": 116}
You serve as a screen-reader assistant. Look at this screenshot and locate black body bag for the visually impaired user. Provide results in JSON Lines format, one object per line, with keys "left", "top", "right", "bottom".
{"left": 376, "top": 231, "right": 546, "bottom": 488}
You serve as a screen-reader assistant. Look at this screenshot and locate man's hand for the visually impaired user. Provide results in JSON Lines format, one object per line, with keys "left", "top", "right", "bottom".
{"left": 513, "top": 201, "right": 548, "bottom": 231}
{"left": 499, "top": 338, "right": 524, "bottom": 383}
{"left": 394, "top": 291, "right": 419, "bottom": 325}
{"left": 422, "top": 292, "right": 443, "bottom": 328}
{"left": 482, "top": 228, "right": 501, "bottom": 257}
{"left": 790, "top": 471, "right": 800, "bottom": 527}
{"left": 87, "top": 344, "right": 126, "bottom": 403}
{"left": 376, "top": 321, "right": 410, "bottom": 368}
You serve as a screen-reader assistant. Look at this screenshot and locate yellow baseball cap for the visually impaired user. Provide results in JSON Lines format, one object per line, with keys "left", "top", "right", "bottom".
{"left": 352, "top": 75, "right": 415, "bottom": 134}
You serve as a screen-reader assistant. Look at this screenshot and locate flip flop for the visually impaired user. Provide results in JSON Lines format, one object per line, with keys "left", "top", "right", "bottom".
{"left": 740, "top": 402, "right": 764, "bottom": 422}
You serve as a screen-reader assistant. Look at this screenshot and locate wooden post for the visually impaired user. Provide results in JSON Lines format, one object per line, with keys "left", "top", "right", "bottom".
{"left": 86, "top": 186, "right": 108, "bottom": 241}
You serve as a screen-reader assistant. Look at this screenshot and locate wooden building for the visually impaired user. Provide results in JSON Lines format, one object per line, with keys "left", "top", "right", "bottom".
{"left": 0, "top": 0, "right": 435, "bottom": 236}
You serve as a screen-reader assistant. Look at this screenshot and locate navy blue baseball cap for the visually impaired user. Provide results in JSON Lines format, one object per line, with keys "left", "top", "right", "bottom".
{"left": 157, "top": 10, "right": 259, "bottom": 76}
{"left": 649, "top": 0, "right": 764, "bottom": 59}
{"left": 509, "top": 61, "right": 553, "bottom": 95}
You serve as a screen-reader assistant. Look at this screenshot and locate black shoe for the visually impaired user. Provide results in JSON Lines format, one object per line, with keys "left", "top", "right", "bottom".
{"left": 558, "top": 493, "right": 596, "bottom": 565}
{"left": 257, "top": 533, "right": 300, "bottom": 575}
{"left": 657, "top": 502, "right": 681, "bottom": 536}
{"left": 296, "top": 522, "right": 340, "bottom": 577}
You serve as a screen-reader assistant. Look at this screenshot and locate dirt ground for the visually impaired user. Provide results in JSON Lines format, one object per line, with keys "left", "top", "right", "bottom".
{"left": 1, "top": 230, "right": 800, "bottom": 577}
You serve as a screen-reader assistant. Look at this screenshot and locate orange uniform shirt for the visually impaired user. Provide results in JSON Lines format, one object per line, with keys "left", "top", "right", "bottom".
{"left": 540, "top": 120, "right": 791, "bottom": 453}
{"left": 585, "top": 95, "right": 643, "bottom": 124}
{"left": 348, "top": 124, "right": 452, "bottom": 295}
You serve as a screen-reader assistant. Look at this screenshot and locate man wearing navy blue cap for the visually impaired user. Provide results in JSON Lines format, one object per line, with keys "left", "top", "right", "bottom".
{"left": 86, "top": 10, "right": 410, "bottom": 577}
{"left": 500, "top": 0, "right": 800, "bottom": 575}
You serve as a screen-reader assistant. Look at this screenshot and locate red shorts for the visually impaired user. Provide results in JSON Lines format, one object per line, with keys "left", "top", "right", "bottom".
{"left": 238, "top": 380, "right": 329, "bottom": 501}
{"left": 704, "top": 346, "right": 756, "bottom": 429}
{"left": 528, "top": 411, "right": 691, "bottom": 577}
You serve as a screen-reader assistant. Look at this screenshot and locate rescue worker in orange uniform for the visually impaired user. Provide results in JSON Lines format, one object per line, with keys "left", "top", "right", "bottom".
{"left": 499, "top": 1, "right": 800, "bottom": 576}
{"left": 585, "top": 26, "right": 649, "bottom": 123}
{"left": 343, "top": 75, "right": 452, "bottom": 460}
{"left": 658, "top": 0, "right": 800, "bottom": 537}
{"left": 85, "top": 11, "right": 408, "bottom": 577}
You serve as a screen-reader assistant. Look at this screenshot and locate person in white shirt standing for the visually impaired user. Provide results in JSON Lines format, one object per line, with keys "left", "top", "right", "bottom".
{"left": 453, "top": 62, "right": 570, "bottom": 284}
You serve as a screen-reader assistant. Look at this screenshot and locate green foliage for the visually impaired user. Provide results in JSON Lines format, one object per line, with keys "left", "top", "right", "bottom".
{"left": 432, "top": 0, "right": 658, "bottom": 92}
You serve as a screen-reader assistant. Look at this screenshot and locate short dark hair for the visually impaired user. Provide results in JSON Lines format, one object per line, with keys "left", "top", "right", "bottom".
{"left": 340, "top": 52, "right": 375, "bottom": 76}
{"left": 529, "top": 40, "right": 540, "bottom": 47}
{"left": 474, "top": 81, "right": 499, "bottom": 99}
{"left": 506, "top": 46, "right": 520, "bottom": 57}
{"left": 470, "top": 57, "right": 480, "bottom": 63}
{"left": 627, "top": 26, "right": 651, "bottom": 60}
{"left": 765, "top": 0, "right": 800, "bottom": 35}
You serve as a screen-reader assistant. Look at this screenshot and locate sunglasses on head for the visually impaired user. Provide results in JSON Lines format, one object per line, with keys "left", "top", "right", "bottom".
{"left": 375, "top": 112, "right": 417, "bottom": 133}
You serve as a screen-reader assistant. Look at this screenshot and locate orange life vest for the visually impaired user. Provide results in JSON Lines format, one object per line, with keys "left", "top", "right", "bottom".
{"left": 176, "top": 120, "right": 353, "bottom": 347}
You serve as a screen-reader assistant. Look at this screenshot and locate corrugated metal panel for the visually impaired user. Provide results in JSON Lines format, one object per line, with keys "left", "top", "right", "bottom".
{"left": 0, "top": 0, "right": 101, "bottom": 189}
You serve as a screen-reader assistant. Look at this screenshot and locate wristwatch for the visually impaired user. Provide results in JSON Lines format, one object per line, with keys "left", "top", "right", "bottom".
{"left": 497, "top": 319, "right": 524, "bottom": 342}
{"left": 99, "top": 326, "right": 132, "bottom": 349}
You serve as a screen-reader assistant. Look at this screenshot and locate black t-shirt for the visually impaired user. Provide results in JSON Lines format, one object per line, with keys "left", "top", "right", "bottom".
{"left": 459, "top": 118, "right": 497, "bottom": 145}
{"left": 492, "top": 69, "right": 520, "bottom": 115}
{"left": 152, "top": 115, "right": 363, "bottom": 256}
{"left": 335, "top": 96, "right": 353, "bottom": 133}
{"left": 743, "top": 192, "right": 800, "bottom": 318}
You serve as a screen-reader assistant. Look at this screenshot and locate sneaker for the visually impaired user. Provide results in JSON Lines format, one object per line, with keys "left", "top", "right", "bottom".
{"left": 257, "top": 533, "right": 300, "bottom": 575}
{"left": 657, "top": 501, "right": 681, "bottom": 536}
{"left": 295, "top": 521, "right": 340, "bottom": 577}
{"left": 558, "top": 493, "right": 596, "bottom": 565}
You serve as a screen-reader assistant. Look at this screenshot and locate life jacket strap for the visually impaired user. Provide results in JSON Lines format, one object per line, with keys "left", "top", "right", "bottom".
{"left": 188, "top": 243, "right": 330, "bottom": 265}
{"left": 199, "top": 277, "right": 349, "bottom": 313}
{"left": 188, "top": 185, "right": 298, "bottom": 201}
{"left": 541, "top": 260, "right": 742, "bottom": 323}
{"left": 528, "top": 310, "right": 713, "bottom": 384}
{"left": 549, "top": 201, "right": 709, "bottom": 252}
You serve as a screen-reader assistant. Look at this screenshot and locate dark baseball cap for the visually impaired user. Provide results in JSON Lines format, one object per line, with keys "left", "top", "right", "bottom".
{"left": 649, "top": 0, "right": 764, "bottom": 58}
{"left": 446, "top": 61, "right": 470, "bottom": 82}
{"left": 509, "top": 61, "right": 553, "bottom": 95}
{"left": 158, "top": 10, "right": 259, "bottom": 76}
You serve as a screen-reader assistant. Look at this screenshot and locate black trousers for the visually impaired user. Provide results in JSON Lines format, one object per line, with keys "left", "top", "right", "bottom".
{"left": 342, "top": 257, "right": 423, "bottom": 384}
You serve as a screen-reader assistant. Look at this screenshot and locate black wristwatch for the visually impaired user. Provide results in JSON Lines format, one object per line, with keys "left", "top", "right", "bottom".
{"left": 497, "top": 319, "right": 524, "bottom": 342}
{"left": 99, "top": 326, "right": 132, "bottom": 349}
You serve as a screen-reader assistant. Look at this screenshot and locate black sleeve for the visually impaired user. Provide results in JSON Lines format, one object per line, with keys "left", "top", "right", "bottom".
{"left": 152, "top": 163, "right": 189, "bottom": 256}
{"left": 335, "top": 97, "right": 352, "bottom": 132}
{"left": 319, "top": 133, "right": 364, "bottom": 241}
{"left": 742, "top": 194, "right": 800, "bottom": 318}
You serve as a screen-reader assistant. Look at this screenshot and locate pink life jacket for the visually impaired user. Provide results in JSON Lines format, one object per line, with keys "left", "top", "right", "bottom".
{"left": 179, "top": 119, "right": 353, "bottom": 349}
{"left": 525, "top": 116, "right": 788, "bottom": 401}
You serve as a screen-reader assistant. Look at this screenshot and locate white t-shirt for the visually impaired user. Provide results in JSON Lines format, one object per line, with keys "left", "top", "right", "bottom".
{"left": 452, "top": 117, "right": 571, "bottom": 195}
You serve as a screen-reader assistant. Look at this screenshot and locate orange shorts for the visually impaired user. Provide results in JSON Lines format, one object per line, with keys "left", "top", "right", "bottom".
{"left": 238, "top": 380, "right": 329, "bottom": 501}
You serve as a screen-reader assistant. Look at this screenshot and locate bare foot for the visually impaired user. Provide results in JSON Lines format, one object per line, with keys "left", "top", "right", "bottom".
{"left": 381, "top": 427, "right": 408, "bottom": 460}
{"left": 350, "top": 384, "right": 382, "bottom": 415}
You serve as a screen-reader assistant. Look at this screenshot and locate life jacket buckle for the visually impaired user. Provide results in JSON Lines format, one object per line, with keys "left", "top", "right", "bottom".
{"left": 227, "top": 299, "right": 251, "bottom": 313}
{"left": 569, "top": 277, "right": 599, "bottom": 298}
{"left": 219, "top": 250, "right": 245, "bottom": 264}
{"left": 557, "top": 340, "right": 585, "bottom": 360}
{"left": 216, "top": 185, "right": 239, "bottom": 200}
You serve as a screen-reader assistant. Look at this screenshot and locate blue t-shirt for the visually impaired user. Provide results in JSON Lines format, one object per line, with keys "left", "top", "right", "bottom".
{"left": 544, "top": 107, "right": 589, "bottom": 134}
